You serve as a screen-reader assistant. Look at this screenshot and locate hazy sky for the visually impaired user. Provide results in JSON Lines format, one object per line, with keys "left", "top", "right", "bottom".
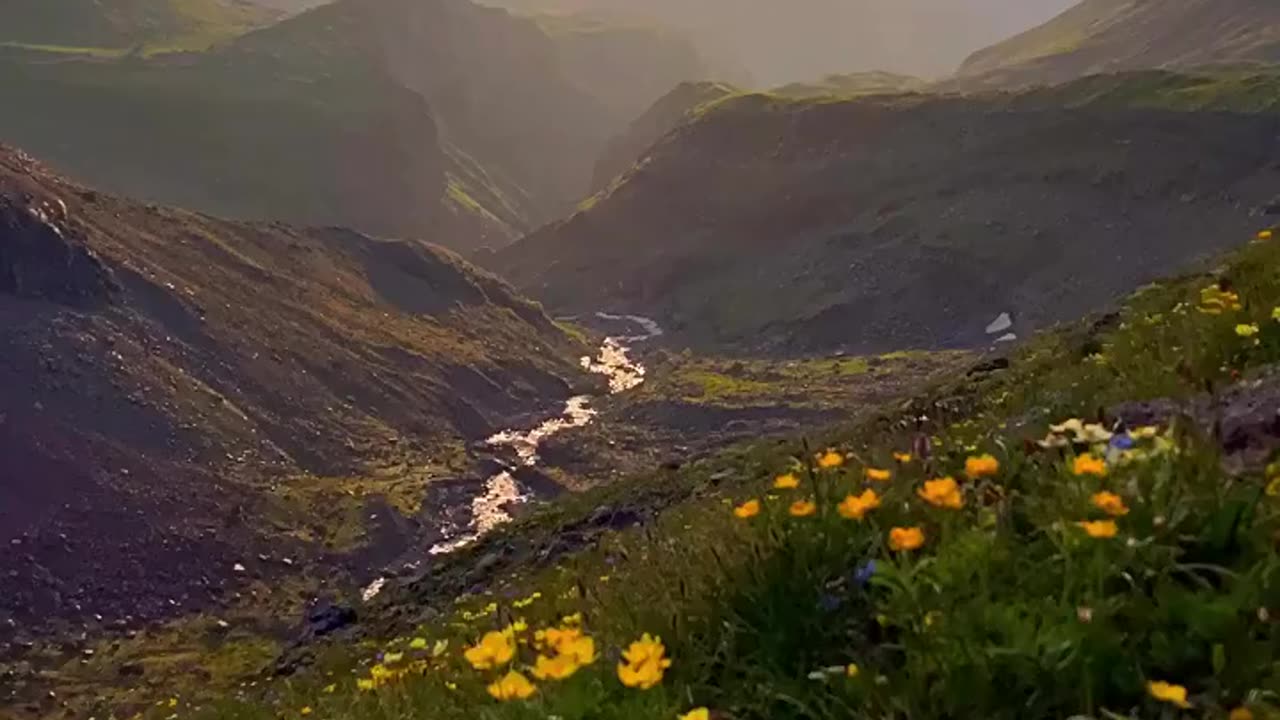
{"left": 486, "top": 0, "right": 1079, "bottom": 83}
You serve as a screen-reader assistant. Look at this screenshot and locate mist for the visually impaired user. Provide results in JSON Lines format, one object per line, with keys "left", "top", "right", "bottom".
{"left": 484, "top": 0, "right": 1078, "bottom": 84}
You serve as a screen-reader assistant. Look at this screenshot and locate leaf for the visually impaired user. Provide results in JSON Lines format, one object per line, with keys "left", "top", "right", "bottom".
{"left": 1212, "top": 643, "right": 1226, "bottom": 675}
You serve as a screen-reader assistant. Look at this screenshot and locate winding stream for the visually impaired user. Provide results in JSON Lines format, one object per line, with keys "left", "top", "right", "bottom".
{"left": 359, "top": 314, "right": 662, "bottom": 601}
{"left": 425, "top": 314, "right": 660, "bottom": 555}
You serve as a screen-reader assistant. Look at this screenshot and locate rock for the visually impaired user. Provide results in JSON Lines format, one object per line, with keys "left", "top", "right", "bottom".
{"left": 302, "top": 603, "right": 357, "bottom": 640}
{"left": 985, "top": 312, "right": 1013, "bottom": 334}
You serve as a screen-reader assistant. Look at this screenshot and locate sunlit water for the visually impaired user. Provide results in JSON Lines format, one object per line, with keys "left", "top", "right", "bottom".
{"left": 362, "top": 315, "right": 660, "bottom": 599}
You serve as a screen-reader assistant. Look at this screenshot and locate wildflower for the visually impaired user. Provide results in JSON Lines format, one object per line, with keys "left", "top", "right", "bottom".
{"left": 617, "top": 634, "right": 672, "bottom": 689}
{"left": 917, "top": 477, "right": 963, "bottom": 509}
{"left": 865, "top": 467, "right": 892, "bottom": 482}
{"left": 322, "top": 684, "right": 335, "bottom": 694}
{"left": 1259, "top": 229, "right": 1273, "bottom": 241}
{"left": 1273, "top": 307, "right": 1280, "bottom": 322}
{"left": 1236, "top": 323, "right": 1261, "bottom": 338}
{"left": 1147, "top": 680, "right": 1191, "bottom": 709}
{"left": 893, "top": 452, "right": 912, "bottom": 463}
{"left": 532, "top": 652, "right": 582, "bottom": 681}
{"left": 382, "top": 651, "right": 404, "bottom": 665}
{"left": 464, "top": 629, "right": 516, "bottom": 669}
{"left": 1091, "top": 491, "right": 1129, "bottom": 516}
{"left": 789, "top": 499, "right": 817, "bottom": 517}
{"left": 1077, "top": 606, "right": 1093, "bottom": 623}
{"left": 852, "top": 560, "right": 877, "bottom": 587}
{"left": 845, "top": 663, "right": 859, "bottom": 677}
{"left": 837, "top": 489, "right": 881, "bottom": 520}
{"left": 513, "top": 591, "right": 542, "bottom": 609}
{"left": 487, "top": 670, "right": 537, "bottom": 701}
{"left": 562, "top": 612, "right": 583, "bottom": 626}
{"left": 1230, "top": 707, "right": 1254, "bottom": 720}
{"left": 924, "top": 611, "right": 942, "bottom": 628}
{"left": 168, "top": 699, "right": 178, "bottom": 709}
{"left": 1129, "top": 425, "right": 1160, "bottom": 440}
{"left": 1076, "top": 520, "right": 1118, "bottom": 539}
{"left": 817, "top": 450, "right": 845, "bottom": 469}
{"left": 510, "top": 618, "right": 528, "bottom": 634}
{"left": 431, "top": 639, "right": 449, "bottom": 657}
{"left": 733, "top": 499, "right": 761, "bottom": 519}
{"left": 1200, "top": 285, "right": 1243, "bottom": 314}
{"left": 678, "top": 709, "right": 710, "bottom": 720}
{"left": 965, "top": 454, "right": 1000, "bottom": 478}
{"left": 300, "top": 708, "right": 312, "bottom": 716}
{"left": 408, "top": 637, "right": 428, "bottom": 650}
{"left": 888, "top": 526, "right": 925, "bottom": 552}
{"left": 1072, "top": 453, "right": 1107, "bottom": 477}
{"left": 356, "top": 678, "right": 375, "bottom": 692}
{"left": 1266, "top": 477, "right": 1280, "bottom": 497}
{"left": 773, "top": 473, "right": 800, "bottom": 489}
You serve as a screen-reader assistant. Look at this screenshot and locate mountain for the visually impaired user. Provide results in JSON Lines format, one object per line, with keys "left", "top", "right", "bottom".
{"left": 0, "top": 144, "right": 587, "bottom": 634}
{"left": 492, "top": 79, "right": 1280, "bottom": 354}
{"left": 591, "top": 81, "right": 738, "bottom": 191}
{"left": 956, "top": 0, "right": 1280, "bottom": 88}
{"left": 1, "top": 0, "right": 274, "bottom": 53}
{"left": 479, "top": 0, "right": 1075, "bottom": 82}
{"left": 0, "top": 0, "right": 708, "bottom": 252}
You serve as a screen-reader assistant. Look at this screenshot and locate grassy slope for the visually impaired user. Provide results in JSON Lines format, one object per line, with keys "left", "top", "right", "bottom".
{"left": 0, "top": 0, "right": 274, "bottom": 54}
{"left": 161, "top": 224, "right": 1280, "bottom": 719}
{"left": 954, "top": 0, "right": 1280, "bottom": 89}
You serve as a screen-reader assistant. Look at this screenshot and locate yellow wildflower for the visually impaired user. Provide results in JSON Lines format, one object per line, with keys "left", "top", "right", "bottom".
{"left": 535, "top": 626, "right": 582, "bottom": 653}
{"left": 845, "top": 663, "right": 859, "bottom": 677}
{"left": 1076, "top": 520, "right": 1118, "bottom": 539}
{"left": 562, "top": 612, "right": 583, "bottom": 626}
{"left": 1266, "top": 477, "right": 1280, "bottom": 497}
{"left": 893, "top": 452, "right": 913, "bottom": 463}
{"left": 1230, "top": 707, "right": 1255, "bottom": 720}
{"left": 837, "top": 489, "right": 881, "bottom": 520}
{"left": 817, "top": 450, "right": 845, "bottom": 468}
{"left": 965, "top": 454, "right": 1000, "bottom": 479}
{"left": 408, "top": 637, "right": 428, "bottom": 650}
{"left": 300, "top": 708, "right": 312, "bottom": 716}
{"left": 1273, "top": 307, "right": 1280, "bottom": 322}
{"left": 1072, "top": 453, "right": 1107, "bottom": 478}
{"left": 773, "top": 473, "right": 800, "bottom": 489}
{"left": 322, "top": 684, "right": 335, "bottom": 694}
{"left": 678, "top": 709, "right": 710, "bottom": 720}
{"left": 1258, "top": 229, "right": 1273, "bottom": 241}
{"left": 1091, "top": 491, "right": 1129, "bottom": 516}
{"left": 888, "top": 526, "right": 925, "bottom": 552}
{"left": 356, "top": 678, "right": 375, "bottom": 692}
{"left": 1130, "top": 425, "right": 1160, "bottom": 440}
{"left": 917, "top": 477, "right": 963, "bottom": 510}
{"left": 864, "top": 467, "right": 892, "bottom": 482}
{"left": 167, "top": 699, "right": 178, "bottom": 709}
{"left": 487, "top": 670, "right": 537, "bottom": 701}
{"left": 617, "top": 633, "right": 672, "bottom": 689}
{"left": 382, "top": 651, "right": 404, "bottom": 665}
{"left": 1147, "top": 680, "right": 1191, "bottom": 708}
{"left": 789, "top": 499, "right": 817, "bottom": 517}
{"left": 1237, "top": 323, "right": 1261, "bottom": 338}
{"left": 733, "top": 499, "right": 761, "bottom": 519}
{"left": 510, "top": 618, "right": 528, "bottom": 634}
{"left": 464, "top": 629, "right": 516, "bottom": 670}
{"left": 513, "top": 591, "right": 542, "bottom": 609}
{"left": 532, "top": 652, "right": 582, "bottom": 681}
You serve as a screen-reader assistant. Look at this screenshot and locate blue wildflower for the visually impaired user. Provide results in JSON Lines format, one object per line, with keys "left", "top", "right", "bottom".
{"left": 853, "top": 560, "right": 877, "bottom": 587}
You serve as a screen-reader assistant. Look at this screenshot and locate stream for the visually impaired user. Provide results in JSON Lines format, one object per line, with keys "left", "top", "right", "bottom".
{"left": 362, "top": 313, "right": 662, "bottom": 600}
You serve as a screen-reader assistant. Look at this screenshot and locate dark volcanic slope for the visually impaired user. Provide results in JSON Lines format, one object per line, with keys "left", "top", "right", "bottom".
{"left": 0, "top": 145, "right": 585, "bottom": 629}
{"left": 494, "top": 90, "right": 1280, "bottom": 354}
{"left": 955, "top": 0, "right": 1280, "bottom": 89}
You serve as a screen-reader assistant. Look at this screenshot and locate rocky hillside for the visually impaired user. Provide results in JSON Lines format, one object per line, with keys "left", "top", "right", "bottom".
{"left": 1, "top": 0, "right": 273, "bottom": 52}
{"left": 0, "top": 0, "right": 705, "bottom": 253}
{"left": 493, "top": 81, "right": 1280, "bottom": 355}
{"left": 0, "top": 145, "right": 586, "bottom": 637}
{"left": 956, "top": 0, "right": 1280, "bottom": 88}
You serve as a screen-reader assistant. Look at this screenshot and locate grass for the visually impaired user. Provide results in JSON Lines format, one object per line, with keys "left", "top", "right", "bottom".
{"left": 145, "top": 225, "right": 1280, "bottom": 719}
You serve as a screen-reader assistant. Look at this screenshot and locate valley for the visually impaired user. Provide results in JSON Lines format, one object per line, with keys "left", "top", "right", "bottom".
{"left": 4, "top": 0, "right": 1280, "bottom": 718}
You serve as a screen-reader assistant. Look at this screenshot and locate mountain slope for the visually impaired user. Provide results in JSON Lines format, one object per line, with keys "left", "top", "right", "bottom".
{"left": 0, "top": 144, "right": 586, "bottom": 634}
{"left": 1, "top": 0, "right": 273, "bottom": 52}
{"left": 493, "top": 82, "right": 1280, "bottom": 354}
{"left": 0, "top": 0, "right": 706, "bottom": 252}
{"left": 956, "top": 0, "right": 1280, "bottom": 88}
